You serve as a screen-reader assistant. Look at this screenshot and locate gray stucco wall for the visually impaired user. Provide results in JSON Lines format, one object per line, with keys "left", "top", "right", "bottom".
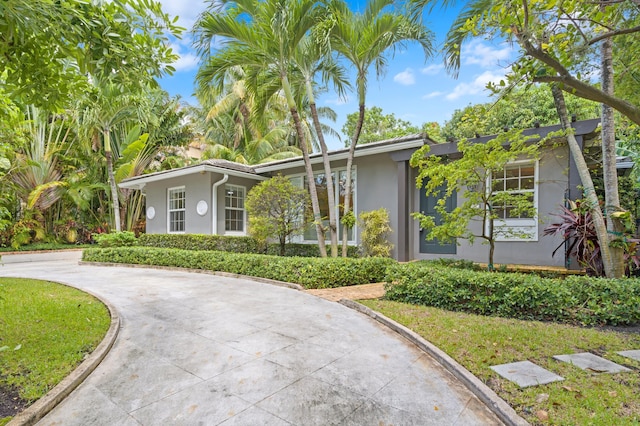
{"left": 353, "top": 154, "right": 400, "bottom": 257}
{"left": 143, "top": 172, "right": 262, "bottom": 236}
{"left": 144, "top": 173, "right": 214, "bottom": 234}
{"left": 409, "top": 146, "right": 570, "bottom": 267}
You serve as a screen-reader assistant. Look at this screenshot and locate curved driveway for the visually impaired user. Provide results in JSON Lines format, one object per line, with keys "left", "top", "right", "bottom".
{"left": 1, "top": 253, "right": 501, "bottom": 425}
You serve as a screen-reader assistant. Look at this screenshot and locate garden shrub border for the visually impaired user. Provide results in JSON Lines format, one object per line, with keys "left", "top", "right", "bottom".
{"left": 82, "top": 246, "right": 393, "bottom": 289}
{"left": 384, "top": 262, "right": 640, "bottom": 326}
{"left": 137, "top": 233, "right": 359, "bottom": 258}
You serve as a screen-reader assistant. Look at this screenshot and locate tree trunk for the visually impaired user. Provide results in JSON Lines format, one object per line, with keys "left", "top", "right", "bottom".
{"left": 282, "top": 75, "right": 327, "bottom": 257}
{"left": 309, "top": 98, "right": 338, "bottom": 257}
{"left": 601, "top": 27, "right": 626, "bottom": 278}
{"left": 341, "top": 103, "right": 365, "bottom": 257}
{"left": 551, "top": 84, "right": 615, "bottom": 277}
{"left": 104, "top": 128, "right": 121, "bottom": 232}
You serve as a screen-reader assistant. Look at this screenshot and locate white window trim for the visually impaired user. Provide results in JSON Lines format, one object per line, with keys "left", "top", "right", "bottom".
{"left": 167, "top": 186, "right": 186, "bottom": 234}
{"left": 224, "top": 184, "right": 247, "bottom": 236}
{"left": 289, "top": 167, "right": 358, "bottom": 244}
{"left": 490, "top": 159, "right": 539, "bottom": 242}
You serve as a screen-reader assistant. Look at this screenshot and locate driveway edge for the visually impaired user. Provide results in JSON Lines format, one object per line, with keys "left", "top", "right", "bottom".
{"left": 8, "top": 282, "right": 121, "bottom": 426}
{"left": 78, "top": 261, "right": 305, "bottom": 291}
{"left": 338, "top": 299, "right": 530, "bottom": 426}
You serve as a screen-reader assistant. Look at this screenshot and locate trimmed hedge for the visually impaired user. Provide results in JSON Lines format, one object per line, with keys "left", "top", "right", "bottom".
{"left": 137, "top": 233, "right": 359, "bottom": 257}
{"left": 137, "top": 234, "right": 258, "bottom": 253}
{"left": 384, "top": 262, "right": 640, "bottom": 326}
{"left": 82, "top": 246, "right": 394, "bottom": 289}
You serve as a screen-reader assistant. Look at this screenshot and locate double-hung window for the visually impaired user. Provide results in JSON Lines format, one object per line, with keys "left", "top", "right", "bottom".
{"left": 490, "top": 161, "right": 538, "bottom": 241}
{"left": 225, "top": 184, "right": 246, "bottom": 234}
{"left": 168, "top": 186, "right": 186, "bottom": 233}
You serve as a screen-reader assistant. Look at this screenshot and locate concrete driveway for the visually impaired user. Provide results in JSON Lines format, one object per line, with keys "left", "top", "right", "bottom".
{"left": 1, "top": 253, "right": 502, "bottom": 425}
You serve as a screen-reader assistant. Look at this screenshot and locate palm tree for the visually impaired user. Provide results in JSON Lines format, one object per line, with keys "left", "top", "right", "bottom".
{"left": 195, "top": 0, "right": 330, "bottom": 256}
{"left": 10, "top": 106, "right": 70, "bottom": 214}
{"left": 327, "top": 0, "right": 434, "bottom": 256}
{"left": 291, "top": 34, "right": 350, "bottom": 257}
{"left": 77, "top": 81, "right": 144, "bottom": 232}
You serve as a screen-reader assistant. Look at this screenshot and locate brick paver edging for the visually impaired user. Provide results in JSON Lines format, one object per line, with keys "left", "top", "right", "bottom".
{"left": 339, "top": 299, "right": 530, "bottom": 426}
{"left": 8, "top": 282, "right": 121, "bottom": 426}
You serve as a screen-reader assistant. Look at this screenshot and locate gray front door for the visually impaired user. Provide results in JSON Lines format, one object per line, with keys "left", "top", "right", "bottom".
{"left": 419, "top": 183, "right": 457, "bottom": 254}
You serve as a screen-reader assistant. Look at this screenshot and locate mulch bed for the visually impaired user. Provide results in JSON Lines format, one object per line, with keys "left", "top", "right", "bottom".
{"left": 0, "top": 383, "right": 28, "bottom": 419}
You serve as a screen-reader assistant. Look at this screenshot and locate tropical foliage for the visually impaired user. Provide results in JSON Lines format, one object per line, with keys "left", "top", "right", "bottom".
{"left": 0, "top": 0, "right": 192, "bottom": 248}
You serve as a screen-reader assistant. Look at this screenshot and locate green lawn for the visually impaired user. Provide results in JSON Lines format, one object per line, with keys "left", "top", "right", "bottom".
{"left": 0, "top": 278, "right": 110, "bottom": 424}
{"left": 362, "top": 299, "right": 640, "bottom": 426}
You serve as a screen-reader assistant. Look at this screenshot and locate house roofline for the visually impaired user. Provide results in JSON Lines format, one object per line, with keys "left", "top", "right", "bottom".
{"left": 118, "top": 163, "right": 268, "bottom": 191}
{"left": 254, "top": 134, "right": 431, "bottom": 173}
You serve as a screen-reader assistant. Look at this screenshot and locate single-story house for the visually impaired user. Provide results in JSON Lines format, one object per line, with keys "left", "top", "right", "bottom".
{"left": 119, "top": 118, "right": 603, "bottom": 268}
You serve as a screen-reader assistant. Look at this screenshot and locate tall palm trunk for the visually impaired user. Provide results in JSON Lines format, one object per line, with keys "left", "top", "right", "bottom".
{"left": 306, "top": 83, "right": 338, "bottom": 257}
{"left": 282, "top": 75, "right": 327, "bottom": 257}
{"left": 551, "top": 84, "right": 614, "bottom": 277}
{"left": 601, "top": 27, "right": 625, "bottom": 278}
{"left": 104, "top": 127, "right": 121, "bottom": 232}
{"left": 341, "top": 102, "right": 365, "bottom": 257}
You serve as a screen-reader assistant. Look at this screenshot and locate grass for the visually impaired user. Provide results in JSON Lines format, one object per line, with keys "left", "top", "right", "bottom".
{"left": 361, "top": 299, "right": 640, "bottom": 426}
{"left": 0, "top": 242, "right": 91, "bottom": 253}
{"left": 0, "top": 278, "right": 110, "bottom": 424}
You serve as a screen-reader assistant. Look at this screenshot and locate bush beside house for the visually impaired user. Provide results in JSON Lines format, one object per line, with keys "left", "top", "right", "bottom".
{"left": 384, "top": 261, "right": 640, "bottom": 326}
{"left": 82, "top": 246, "right": 392, "bottom": 289}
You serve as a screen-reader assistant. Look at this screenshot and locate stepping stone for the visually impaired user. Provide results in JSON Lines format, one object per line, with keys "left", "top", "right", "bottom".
{"left": 553, "top": 352, "right": 631, "bottom": 373}
{"left": 617, "top": 350, "right": 640, "bottom": 362}
{"left": 490, "top": 361, "right": 564, "bottom": 388}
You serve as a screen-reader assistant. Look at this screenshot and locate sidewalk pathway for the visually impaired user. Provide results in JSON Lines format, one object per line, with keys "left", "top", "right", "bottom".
{"left": 1, "top": 253, "right": 502, "bottom": 425}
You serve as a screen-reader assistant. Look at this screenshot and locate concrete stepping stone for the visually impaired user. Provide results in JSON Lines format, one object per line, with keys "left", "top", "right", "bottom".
{"left": 490, "top": 361, "right": 564, "bottom": 388}
{"left": 617, "top": 350, "right": 640, "bottom": 362}
{"left": 553, "top": 352, "right": 631, "bottom": 373}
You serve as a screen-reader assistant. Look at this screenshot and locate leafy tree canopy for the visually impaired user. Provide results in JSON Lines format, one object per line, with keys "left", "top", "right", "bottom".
{"left": 441, "top": 85, "right": 600, "bottom": 142}
{"left": 0, "top": 0, "right": 183, "bottom": 110}
{"left": 341, "top": 106, "right": 420, "bottom": 145}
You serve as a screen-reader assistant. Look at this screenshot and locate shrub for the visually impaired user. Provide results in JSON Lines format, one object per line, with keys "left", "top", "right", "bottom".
{"left": 359, "top": 208, "right": 393, "bottom": 257}
{"left": 93, "top": 231, "right": 138, "bottom": 248}
{"left": 138, "top": 233, "right": 259, "bottom": 253}
{"left": 82, "top": 246, "right": 393, "bottom": 289}
{"left": 384, "top": 262, "right": 640, "bottom": 326}
{"left": 137, "top": 233, "right": 359, "bottom": 257}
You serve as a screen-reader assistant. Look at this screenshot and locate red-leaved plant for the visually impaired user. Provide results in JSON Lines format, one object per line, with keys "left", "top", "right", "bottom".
{"left": 544, "top": 200, "right": 640, "bottom": 277}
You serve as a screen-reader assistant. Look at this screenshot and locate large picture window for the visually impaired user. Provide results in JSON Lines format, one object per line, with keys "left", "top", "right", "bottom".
{"left": 297, "top": 169, "right": 356, "bottom": 242}
{"left": 168, "top": 186, "right": 186, "bottom": 233}
{"left": 490, "top": 161, "right": 538, "bottom": 241}
{"left": 225, "top": 184, "right": 246, "bottom": 234}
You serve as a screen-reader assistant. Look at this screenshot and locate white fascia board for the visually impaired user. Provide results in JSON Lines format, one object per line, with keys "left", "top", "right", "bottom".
{"left": 255, "top": 139, "right": 425, "bottom": 173}
{"left": 118, "top": 165, "right": 266, "bottom": 190}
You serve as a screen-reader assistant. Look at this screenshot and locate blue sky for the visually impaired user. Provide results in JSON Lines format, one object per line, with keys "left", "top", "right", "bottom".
{"left": 157, "top": 0, "right": 516, "bottom": 150}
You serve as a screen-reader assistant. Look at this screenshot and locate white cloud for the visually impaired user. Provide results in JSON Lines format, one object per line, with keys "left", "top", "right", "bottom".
{"left": 462, "top": 40, "right": 512, "bottom": 68}
{"left": 169, "top": 42, "right": 199, "bottom": 72}
{"left": 325, "top": 95, "right": 350, "bottom": 106}
{"left": 446, "top": 70, "right": 506, "bottom": 100}
{"left": 422, "top": 91, "right": 444, "bottom": 99}
{"left": 394, "top": 68, "right": 416, "bottom": 86}
{"left": 421, "top": 64, "right": 443, "bottom": 75}
{"left": 157, "top": 0, "right": 209, "bottom": 30}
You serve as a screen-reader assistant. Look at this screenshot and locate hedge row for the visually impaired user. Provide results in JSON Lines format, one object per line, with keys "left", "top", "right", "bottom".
{"left": 83, "top": 246, "right": 393, "bottom": 289}
{"left": 384, "top": 262, "right": 640, "bottom": 326}
{"left": 137, "top": 233, "right": 359, "bottom": 257}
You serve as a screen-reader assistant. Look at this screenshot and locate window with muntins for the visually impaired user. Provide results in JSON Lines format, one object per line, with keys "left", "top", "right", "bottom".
{"left": 491, "top": 163, "right": 535, "bottom": 219}
{"left": 490, "top": 161, "right": 538, "bottom": 241}
{"left": 225, "top": 184, "right": 245, "bottom": 233}
{"left": 168, "top": 187, "right": 186, "bottom": 233}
